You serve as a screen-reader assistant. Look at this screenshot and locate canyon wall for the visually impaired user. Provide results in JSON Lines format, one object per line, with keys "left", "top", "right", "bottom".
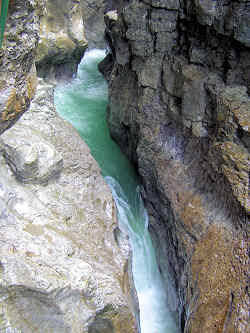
{"left": 0, "top": 0, "right": 44, "bottom": 134}
{"left": 80, "top": 0, "right": 107, "bottom": 49}
{"left": 0, "top": 1, "right": 137, "bottom": 332}
{"left": 36, "top": 0, "right": 88, "bottom": 81}
{"left": 100, "top": 1, "right": 250, "bottom": 332}
{"left": 0, "top": 80, "right": 137, "bottom": 333}
{"left": 80, "top": 0, "right": 128, "bottom": 49}
{"left": 35, "top": 0, "right": 124, "bottom": 80}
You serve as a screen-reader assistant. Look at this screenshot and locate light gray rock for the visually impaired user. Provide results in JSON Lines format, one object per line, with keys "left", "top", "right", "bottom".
{"left": 0, "top": 80, "right": 137, "bottom": 333}
{"left": 0, "top": 130, "right": 63, "bottom": 184}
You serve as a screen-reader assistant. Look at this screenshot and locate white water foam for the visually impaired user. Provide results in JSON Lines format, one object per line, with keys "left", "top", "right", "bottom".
{"left": 55, "top": 48, "right": 180, "bottom": 333}
{"left": 105, "top": 176, "right": 179, "bottom": 333}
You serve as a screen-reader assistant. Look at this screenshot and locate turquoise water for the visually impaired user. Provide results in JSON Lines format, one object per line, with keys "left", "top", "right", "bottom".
{"left": 54, "top": 49, "right": 179, "bottom": 333}
{"left": 54, "top": 50, "right": 138, "bottom": 209}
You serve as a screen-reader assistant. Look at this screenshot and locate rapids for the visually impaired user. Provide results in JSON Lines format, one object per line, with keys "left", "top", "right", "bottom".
{"left": 54, "top": 49, "right": 179, "bottom": 333}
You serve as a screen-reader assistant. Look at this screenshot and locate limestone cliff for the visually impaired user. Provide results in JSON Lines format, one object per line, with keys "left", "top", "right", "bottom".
{"left": 0, "top": 79, "right": 137, "bottom": 333}
{"left": 100, "top": 1, "right": 250, "bottom": 332}
{"left": 0, "top": 0, "right": 44, "bottom": 134}
{"left": 80, "top": 0, "right": 130, "bottom": 49}
{"left": 36, "top": 0, "right": 87, "bottom": 81}
{"left": 0, "top": 2, "right": 137, "bottom": 331}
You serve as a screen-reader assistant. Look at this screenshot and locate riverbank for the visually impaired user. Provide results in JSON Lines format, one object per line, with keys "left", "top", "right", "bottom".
{"left": 0, "top": 78, "right": 136, "bottom": 332}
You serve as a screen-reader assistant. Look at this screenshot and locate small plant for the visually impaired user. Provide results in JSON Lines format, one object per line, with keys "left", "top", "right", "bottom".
{"left": 0, "top": 0, "right": 9, "bottom": 48}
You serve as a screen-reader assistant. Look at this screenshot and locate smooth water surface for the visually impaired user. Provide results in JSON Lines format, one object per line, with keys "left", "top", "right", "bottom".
{"left": 55, "top": 49, "right": 179, "bottom": 333}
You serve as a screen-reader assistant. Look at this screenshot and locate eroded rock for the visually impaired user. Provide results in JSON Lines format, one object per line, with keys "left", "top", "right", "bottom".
{"left": 0, "top": 81, "right": 137, "bottom": 333}
{"left": 36, "top": 0, "right": 88, "bottom": 81}
{"left": 0, "top": 128, "right": 63, "bottom": 184}
{"left": 0, "top": 0, "right": 44, "bottom": 135}
{"left": 101, "top": 1, "right": 250, "bottom": 331}
{"left": 80, "top": 0, "right": 108, "bottom": 49}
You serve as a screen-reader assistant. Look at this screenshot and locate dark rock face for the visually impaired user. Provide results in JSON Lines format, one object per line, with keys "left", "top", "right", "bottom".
{"left": 80, "top": 0, "right": 126, "bottom": 49}
{"left": 100, "top": 1, "right": 250, "bottom": 332}
{"left": 80, "top": 0, "right": 108, "bottom": 49}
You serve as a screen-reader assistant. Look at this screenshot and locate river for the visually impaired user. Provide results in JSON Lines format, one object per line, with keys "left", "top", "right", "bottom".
{"left": 54, "top": 49, "right": 179, "bottom": 333}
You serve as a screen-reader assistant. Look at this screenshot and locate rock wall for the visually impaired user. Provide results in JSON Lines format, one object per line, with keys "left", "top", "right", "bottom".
{"left": 0, "top": 79, "right": 137, "bottom": 333}
{"left": 35, "top": 0, "right": 124, "bottom": 79}
{"left": 80, "top": 0, "right": 125, "bottom": 49}
{"left": 36, "top": 0, "right": 88, "bottom": 81}
{"left": 80, "top": 0, "right": 107, "bottom": 49}
{"left": 0, "top": 2, "right": 138, "bottom": 331}
{"left": 100, "top": 1, "right": 250, "bottom": 332}
{"left": 0, "top": 0, "right": 45, "bottom": 134}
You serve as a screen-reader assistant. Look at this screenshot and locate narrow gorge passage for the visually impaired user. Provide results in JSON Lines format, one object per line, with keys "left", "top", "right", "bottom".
{"left": 54, "top": 49, "right": 179, "bottom": 333}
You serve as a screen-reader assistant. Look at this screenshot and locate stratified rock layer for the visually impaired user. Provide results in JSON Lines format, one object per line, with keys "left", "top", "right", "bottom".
{"left": 0, "top": 81, "right": 137, "bottom": 333}
{"left": 36, "top": 0, "right": 88, "bottom": 81}
{"left": 0, "top": 0, "right": 45, "bottom": 134}
{"left": 100, "top": 1, "right": 250, "bottom": 332}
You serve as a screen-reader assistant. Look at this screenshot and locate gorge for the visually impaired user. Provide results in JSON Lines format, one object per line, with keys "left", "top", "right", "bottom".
{"left": 0, "top": 0, "right": 249, "bottom": 332}
{"left": 100, "top": 1, "right": 250, "bottom": 331}
{"left": 54, "top": 48, "right": 179, "bottom": 333}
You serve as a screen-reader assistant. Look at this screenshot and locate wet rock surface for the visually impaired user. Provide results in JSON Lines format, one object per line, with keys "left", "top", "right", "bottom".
{"left": 35, "top": 0, "right": 88, "bottom": 81}
{"left": 0, "top": 0, "right": 44, "bottom": 135}
{"left": 80, "top": 0, "right": 107, "bottom": 49}
{"left": 80, "top": 0, "right": 126, "bottom": 49}
{"left": 101, "top": 1, "right": 250, "bottom": 332}
{"left": 0, "top": 81, "right": 137, "bottom": 333}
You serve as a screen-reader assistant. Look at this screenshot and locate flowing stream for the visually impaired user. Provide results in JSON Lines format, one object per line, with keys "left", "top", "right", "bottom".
{"left": 54, "top": 49, "right": 179, "bottom": 333}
